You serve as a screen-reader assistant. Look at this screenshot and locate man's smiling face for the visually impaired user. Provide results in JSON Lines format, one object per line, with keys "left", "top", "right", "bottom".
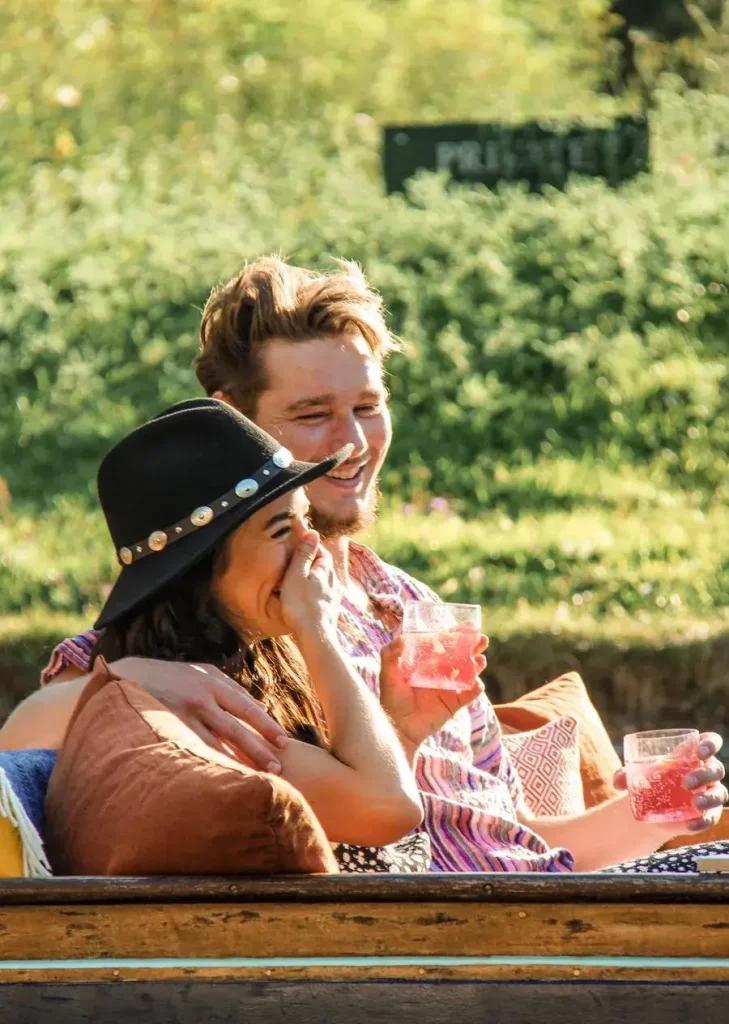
{"left": 248, "top": 332, "right": 392, "bottom": 538}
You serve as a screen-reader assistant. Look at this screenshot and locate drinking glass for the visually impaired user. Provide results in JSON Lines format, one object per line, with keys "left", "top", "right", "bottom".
{"left": 623, "top": 728, "right": 702, "bottom": 824}
{"left": 401, "top": 601, "right": 482, "bottom": 691}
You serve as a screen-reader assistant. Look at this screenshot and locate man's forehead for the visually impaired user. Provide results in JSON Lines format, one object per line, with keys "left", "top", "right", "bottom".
{"left": 261, "top": 334, "right": 385, "bottom": 403}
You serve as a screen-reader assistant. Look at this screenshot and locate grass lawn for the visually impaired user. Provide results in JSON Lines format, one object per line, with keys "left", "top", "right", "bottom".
{"left": 2, "top": 458, "right": 729, "bottom": 734}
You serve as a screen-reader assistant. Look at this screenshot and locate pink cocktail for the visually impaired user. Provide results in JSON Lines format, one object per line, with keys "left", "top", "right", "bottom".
{"left": 624, "top": 729, "right": 701, "bottom": 824}
{"left": 401, "top": 601, "right": 481, "bottom": 692}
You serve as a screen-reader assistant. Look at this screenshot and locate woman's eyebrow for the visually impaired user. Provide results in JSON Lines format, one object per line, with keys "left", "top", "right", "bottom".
{"left": 263, "top": 509, "right": 293, "bottom": 531}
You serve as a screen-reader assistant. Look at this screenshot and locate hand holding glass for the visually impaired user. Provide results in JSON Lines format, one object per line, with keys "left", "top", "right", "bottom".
{"left": 624, "top": 729, "right": 702, "bottom": 823}
{"left": 401, "top": 601, "right": 482, "bottom": 692}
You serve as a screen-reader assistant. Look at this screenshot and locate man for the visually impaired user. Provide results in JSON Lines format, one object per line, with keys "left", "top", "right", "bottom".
{"left": 2, "top": 256, "right": 725, "bottom": 870}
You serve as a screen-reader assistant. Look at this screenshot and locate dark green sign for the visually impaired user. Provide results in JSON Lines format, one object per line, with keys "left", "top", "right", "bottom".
{"left": 383, "top": 116, "right": 649, "bottom": 194}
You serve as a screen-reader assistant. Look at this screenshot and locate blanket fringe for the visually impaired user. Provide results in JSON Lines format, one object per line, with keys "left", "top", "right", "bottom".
{"left": 0, "top": 767, "right": 52, "bottom": 878}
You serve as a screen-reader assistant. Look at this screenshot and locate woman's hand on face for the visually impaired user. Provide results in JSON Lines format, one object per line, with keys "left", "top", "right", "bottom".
{"left": 111, "top": 657, "right": 288, "bottom": 772}
{"left": 613, "top": 731, "right": 728, "bottom": 835}
{"left": 378, "top": 633, "right": 488, "bottom": 752}
{"left": 279, "top": 531, "right": 341, "bottom": 641}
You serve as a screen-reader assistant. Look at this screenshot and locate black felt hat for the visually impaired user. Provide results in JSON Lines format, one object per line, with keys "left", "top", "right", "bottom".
{"left": 94, "top": 398, "right": 351, "bottom": 629}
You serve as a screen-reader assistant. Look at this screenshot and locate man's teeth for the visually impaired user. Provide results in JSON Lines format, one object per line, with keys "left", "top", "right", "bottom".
{"left": 328, "top": 464, "right": 364, "bottom": 480}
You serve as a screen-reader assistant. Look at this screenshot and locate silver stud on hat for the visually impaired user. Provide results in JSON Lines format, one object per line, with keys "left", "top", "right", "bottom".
{"left": 112, "top": 448, "right": 292, "bottom": 567}
{"left": 272, "top": 447, "right": 293, "bottom": 469}
{"left": 235, "top": 479, "right": 258, "bottom": 499}
{"left": 148, "top": 530, "right": 168, "bottom": 552}
{"left": 190, "top": 506, "right": 214, "bottom": 528}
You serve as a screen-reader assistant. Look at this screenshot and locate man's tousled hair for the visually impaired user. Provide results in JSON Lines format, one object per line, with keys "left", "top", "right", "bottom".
{"left": 196, "top": 255, "right": 396, "bottom": 415}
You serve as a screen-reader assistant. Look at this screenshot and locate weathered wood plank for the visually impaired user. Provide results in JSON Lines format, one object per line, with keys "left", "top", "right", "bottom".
{"left": 1, "top": 873, "right": 729, "bottom": 906}
{"left": 2, "top": 980, "right": 729, "bottom": 1024}
{"left": 2, "top": 962, "right": 729, "bottom": 984}
{"left": 1, "top": 901, "right": 729, "bottom": 960}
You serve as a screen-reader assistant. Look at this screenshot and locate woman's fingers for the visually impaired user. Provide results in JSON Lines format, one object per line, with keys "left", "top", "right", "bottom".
{"left": 698, "top": 732, "right": 724, "bottom": 759}
{"left": 310, "top": 538, "right": 331, "bottom": 571}
{"left": 684, "top": 779, "right": 728, "bottom": 832}
{"left": 289, "top": 532, "right": 320, "bottom": 579}
{"left": 280, "top": 533, "right": 321, "bottom": 599}
{"left": 686, "top": 805, "right": 725, "bottom": 833}
{"left": 685, "top": 758, "right": 726, "bottom": 791}
{"left": 691, "top": 781, "right": 728, "bottom": 812}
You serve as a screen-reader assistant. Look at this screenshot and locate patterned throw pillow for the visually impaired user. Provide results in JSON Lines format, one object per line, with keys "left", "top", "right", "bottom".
{"left": 502, "top": 715, "right": 585, "bottom": 818}
{"left": 494, "top": 671, "right": 621, "bottom": 809}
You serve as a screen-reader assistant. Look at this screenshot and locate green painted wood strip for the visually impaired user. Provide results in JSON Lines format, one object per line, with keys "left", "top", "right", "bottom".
{"left": 2, "top": 955, "right": 729, "bottom": 971}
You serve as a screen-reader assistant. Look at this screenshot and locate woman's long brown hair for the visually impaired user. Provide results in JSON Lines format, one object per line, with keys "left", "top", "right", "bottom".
{"left": 91, "top": 544, "right": 325, "bottom": 744}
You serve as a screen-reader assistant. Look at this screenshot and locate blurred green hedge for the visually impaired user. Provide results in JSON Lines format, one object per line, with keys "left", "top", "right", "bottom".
{"left": 0, "top": 0, "right": 618, "bottom": 178}
{"left": 2, "top": 90, "right": 729, "bottom": 511}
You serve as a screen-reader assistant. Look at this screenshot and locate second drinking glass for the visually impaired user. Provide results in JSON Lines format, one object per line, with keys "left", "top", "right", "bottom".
{"left": 623, "top": 728, "right": 702, "bottom": 824}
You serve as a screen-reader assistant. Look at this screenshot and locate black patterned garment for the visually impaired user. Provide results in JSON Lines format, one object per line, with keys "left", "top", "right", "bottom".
{"left": 600, "top": 839, "right": 729, "bottom": 873}
{"left": 333, "top": 832, "right": 431, "bottom": 873}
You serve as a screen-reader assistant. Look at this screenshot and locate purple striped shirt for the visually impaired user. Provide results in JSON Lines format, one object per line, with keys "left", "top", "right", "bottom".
{"left": 43, "top": 542, "right": 573, "bottom": 872}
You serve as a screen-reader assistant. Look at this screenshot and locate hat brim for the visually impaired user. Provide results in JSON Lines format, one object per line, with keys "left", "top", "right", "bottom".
{"left": 94, "top": 445, "right": 352, "bottom": 630}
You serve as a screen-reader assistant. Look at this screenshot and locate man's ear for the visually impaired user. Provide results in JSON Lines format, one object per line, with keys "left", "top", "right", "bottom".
{"left": 212, "top": 390, "right": 234, "bottom": 406}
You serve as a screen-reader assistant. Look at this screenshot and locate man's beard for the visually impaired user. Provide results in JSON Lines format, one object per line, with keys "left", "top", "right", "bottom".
{"left": 309, "top": 483, "right": 380, "bottom": 540}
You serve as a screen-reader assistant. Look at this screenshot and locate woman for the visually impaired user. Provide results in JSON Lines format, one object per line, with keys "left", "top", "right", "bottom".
{"left": 86, "top": 396, "right": 439, "bottom": 870}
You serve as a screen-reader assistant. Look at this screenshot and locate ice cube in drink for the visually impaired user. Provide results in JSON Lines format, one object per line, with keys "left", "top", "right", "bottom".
{"left": 625, "top": 756, "right": 701, "bottom": 823}
{"left": 401, "top": 622, "right": 479, "bottom": 691}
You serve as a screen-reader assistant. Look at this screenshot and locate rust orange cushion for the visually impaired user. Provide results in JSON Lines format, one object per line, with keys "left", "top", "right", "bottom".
{"left": 44, "top": 658, "right": 337, "bottom": 876}
{"left": 495, "top": 672, "right": 622, "bottom": 809}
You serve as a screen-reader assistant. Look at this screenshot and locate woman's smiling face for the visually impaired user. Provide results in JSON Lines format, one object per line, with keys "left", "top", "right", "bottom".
{"left": 212, "top": 487, "right": 311, "bottom": 639}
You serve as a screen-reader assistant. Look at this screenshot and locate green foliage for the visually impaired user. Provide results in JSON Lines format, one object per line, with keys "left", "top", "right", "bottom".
{"left": 3, "top": 90, "right": 729, "bottom": 510}
{"left": 4, "top": 470, "right": 729, "bottom": 639}
{"left": 0, "top": 0, "right": 618, "bottom": 178}
{"left": 5, "top": 3, "right": 729, "bottom": 734}
{"left": 6, "top": 481, "right": 729, "bottom": 735}
{"left": 623, "top": 2, "right": 729, "bottom": 94}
